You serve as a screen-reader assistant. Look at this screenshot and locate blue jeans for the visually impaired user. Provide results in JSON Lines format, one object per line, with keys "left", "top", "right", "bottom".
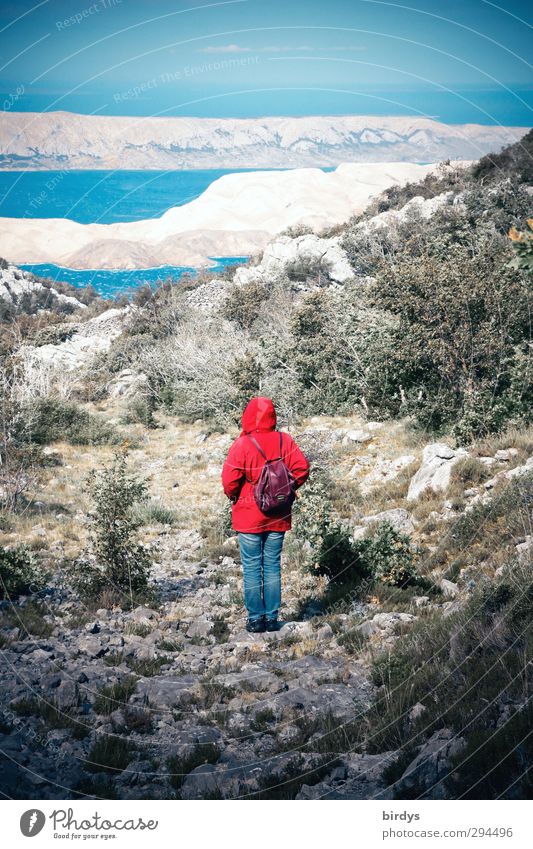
{"left": 238, "top": 531, "right": 285, "bottom": 621}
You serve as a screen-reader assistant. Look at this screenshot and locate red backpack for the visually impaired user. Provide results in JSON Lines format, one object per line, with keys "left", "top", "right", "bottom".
{"left": 246, "top": 432, "right": 296, "bottom": 516}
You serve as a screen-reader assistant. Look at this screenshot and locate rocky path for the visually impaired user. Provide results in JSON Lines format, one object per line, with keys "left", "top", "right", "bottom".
{"left": 1, "top": 518, "right": 410, "bottom": 800}
{"left": 2, "top": 417, "right": 531, "bottom": 800}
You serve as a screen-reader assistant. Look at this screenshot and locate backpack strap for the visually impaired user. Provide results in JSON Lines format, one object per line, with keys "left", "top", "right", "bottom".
{"left": 246, "top": 432, "right": 284, "bottom": 461}
{"left": 246, "top": 434, "right": 268, "bottom": 461}
{"left": 246, "top": 431, "right": 285, "bottom": 462}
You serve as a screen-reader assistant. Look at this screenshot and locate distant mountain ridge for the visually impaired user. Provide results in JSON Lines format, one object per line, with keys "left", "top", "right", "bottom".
{"left": 0, "top": 111, "right": 527, "bottom": 170}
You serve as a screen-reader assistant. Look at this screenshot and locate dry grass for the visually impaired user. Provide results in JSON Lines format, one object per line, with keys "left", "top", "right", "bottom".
{"left": 346, "top": 461, "right": 421, "bottom": 521}
{"left": 0, "top": 407, "right": 223, "bottom": 557}
{"left": 1, "top": 402, "right": 430, "bottom": 563}
{"left": 472, "top": 424, "right": 533, "bottom": 465}
{"left": 411, "top": 490, "right": 445, "bottom": 522}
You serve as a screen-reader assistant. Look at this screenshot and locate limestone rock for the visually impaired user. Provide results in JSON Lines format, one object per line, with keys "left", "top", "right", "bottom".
{"left": 439, "top": 579, "right": 459, "bottom": 599}
{"left": 234, "top": 232, "right": 354, "bottom": 285}
{"left": 361, "top": 508, "right": 414, "bottom": 534}
{"left": 398, "top": 728, "right": 466, "bottom": 799}
{"left": 407, "top": 443, "right": 468, "bottom": 501}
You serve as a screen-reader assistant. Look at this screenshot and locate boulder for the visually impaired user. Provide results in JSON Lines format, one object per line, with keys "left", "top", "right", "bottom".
{"left": 135, "top": 675, "right": 200, "bottom": 709}
{"left": 357, "top": 611, "right": 416, "bottom": 639}
{"left": 316, "top": 623, "right": 334, "bottom": 642}
{"left": 515, "top": 536, "right": 532, "bottom": 564}
{"left": 494, "top": 448, "right": 518, "bottom": 461}
{"left": 107, "top": 369, "right": 148, "bottom": 399}
{"left": 361, "top": 508, "right": 414, "bottom": 534}
{"left": 439, "top": 579, "right": 459, "bottom": 599}
{"left": 357, "top": 454, "right": 416, "bottom": 492}
{"left": 55, "top": 680, "right": 78, "bottom": 711}
{"left": 343, "top": 429, "right": 372, "bottom": 445}
{"left": 234, "top": 232, "right": 354, "bottom": 285}
{"left": 297, "top": 751, "right": 396, "bottom": 800}
{"left": 398, "top": 728, "right": 466, "bottom": 799}
{"left": 250, "top": 682, "right": 370, "bottom": 723}
{"left": 0, "top": 261, "right": 85, "bottom": 311}
{"left": 78, "top": 636, "right": 109, "bottom": 658}
{"left": 407, "top": 443, "right": 468, "bottom": 501}
{"left": 409, "top": 702, "right": 427, "bottom": 723}
{"left": 268, "top": 620, "right": 314, "bottom": 641}
{"left": 187, "top": 617, "right": 214, "bottom": 638}
{"left": 484, "top": 456, "right": 533, "bottom": 490}
{"left": 131, "top": 606, "right": 159, "bottom": 624}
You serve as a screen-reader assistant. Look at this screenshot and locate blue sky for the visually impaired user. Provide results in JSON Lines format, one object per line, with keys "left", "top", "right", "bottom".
{"left": 0, "top": 0, "right": 532, "bottom": 123}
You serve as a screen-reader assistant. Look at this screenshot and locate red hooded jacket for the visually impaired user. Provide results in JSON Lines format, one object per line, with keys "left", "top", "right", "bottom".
{"left": 221, "top": 397, "right": 310, "bottom": 532}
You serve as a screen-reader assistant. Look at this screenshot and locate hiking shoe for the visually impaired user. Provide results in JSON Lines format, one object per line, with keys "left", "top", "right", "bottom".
{"left": 264, "top": 618, "right": 280, "bottom": 632}
{"left": 246, "top": 618, "right": 265, "bottom": 633}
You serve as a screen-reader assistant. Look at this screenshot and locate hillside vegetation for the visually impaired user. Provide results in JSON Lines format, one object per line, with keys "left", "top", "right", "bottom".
{"left": 0, "top": 130, "right": 531, "bottom": 801}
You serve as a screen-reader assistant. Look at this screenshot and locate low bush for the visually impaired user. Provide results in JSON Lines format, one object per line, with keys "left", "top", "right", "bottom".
{"left": 85, "top": 737, "right": 136, "bottom": 773}
{"left": 0, "top": 545, "right": 45, "bottom": 600}
{"left": 93, "top": 677, "right": 138, "bottom": 716}
{"left": 359, "top": 522, "right": 419, "bottom": 588}
{"left": 222, "top": 280, "right": 268, "bottom": 329}
{"left": 318, "top": 525, "right": 366, "bottom": 584}
{"left": 76, "top": 451, "right": 152, "bottom": 602}
{"left": 122, "top": 395, "right": 158, "bottom": 429}
{"left": 27, "top": 398, "right": 118, "bottom": 446}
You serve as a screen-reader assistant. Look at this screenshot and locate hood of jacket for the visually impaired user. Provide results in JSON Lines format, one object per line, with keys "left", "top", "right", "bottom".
{"left": 241, "top": 397, "right": 277, "bottom": 435}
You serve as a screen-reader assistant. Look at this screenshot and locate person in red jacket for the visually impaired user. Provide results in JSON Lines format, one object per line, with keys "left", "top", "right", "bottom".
{"left": 222, "top": 397, "right": 310, "bottom": 633}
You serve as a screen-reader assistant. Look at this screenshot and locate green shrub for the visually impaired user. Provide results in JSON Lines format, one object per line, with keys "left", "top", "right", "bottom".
{"left": 79, "top": 451, "right": 152, "bottom": 599}
{"left": 289, "top": 290, "right": 358, "bottom": 415}
{"left": 509, "top": 220, "right": 533, "bottom": 275}
{"left": 471, "top": 127, "right": 533, "bottom": 185}
{"left": 93, "top": 677, "right": 138, "bottom": 715}
{"left": 228, "top": 351, "right": 264, "bottom": 413}
{"left": 86, "top": 737, "right": 136, "bottom": 773}
{"left": 360, "top": 522, "right": 419, "bottom": 588}
{"left": 0, "top": 545, "right": 45, "bottom": 600}
{"left": 319, "top": 526, "right": 368, "bottom": 585}
{"left": 27, "top": 398, "right": 118, "bottom": 446}
{"left": 290, "top": 472, "right": 332, "bottom": 571}
{"left": 122, "top": 395, "right": 158, "bottom": 429}
{"left": 365, "top": 233, "right": 532, "bottom": 440}
{"left": 290, "top": 471, "right": 371, "bottom": 602}
{"left": 222, "top": 280, "right": 268, "bottom": 329}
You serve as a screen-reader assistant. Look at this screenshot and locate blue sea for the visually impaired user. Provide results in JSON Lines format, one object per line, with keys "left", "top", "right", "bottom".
{"left": 0, "top": 169, "right": 267, "bottom": 224}
{"left": 19, "top": 258, "right": 249, "bottom": 299}
{"left": 0, "top": 169, "right": 265, "bottom": 297}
